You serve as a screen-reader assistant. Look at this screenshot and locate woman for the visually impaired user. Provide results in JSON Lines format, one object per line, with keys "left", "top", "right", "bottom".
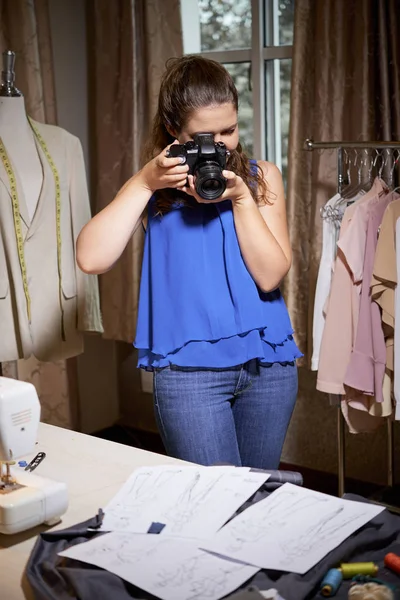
{"left": 77, "top": 55, "right": 301, "bottom": 469}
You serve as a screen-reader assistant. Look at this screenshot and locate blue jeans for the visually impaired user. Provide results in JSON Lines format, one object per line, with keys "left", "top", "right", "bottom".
{"left": 153, "top": 360, "right": 298, "bottom": 469}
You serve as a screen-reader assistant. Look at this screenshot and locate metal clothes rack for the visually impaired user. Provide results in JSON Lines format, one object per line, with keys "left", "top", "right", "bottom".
{"left": 305, "top": 139, "right": 400, "bottom": 502}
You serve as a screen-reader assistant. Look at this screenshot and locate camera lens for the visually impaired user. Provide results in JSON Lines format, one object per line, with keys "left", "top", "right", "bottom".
{"left": 195, "top": 162, "right": 226, "bottom": 200}
{"left": 202, "top": 179, "right": 222, "bottom": 191}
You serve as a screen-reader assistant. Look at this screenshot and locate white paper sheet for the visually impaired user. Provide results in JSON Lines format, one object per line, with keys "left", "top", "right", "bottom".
{"left": 101, "top": 465, "right": 269, "bottom": 538}
{"left": 201, "top": 482, "right": 385, "bottom": 574}
{"left": 59, "top": 532, "right": 259, "bottom": 600}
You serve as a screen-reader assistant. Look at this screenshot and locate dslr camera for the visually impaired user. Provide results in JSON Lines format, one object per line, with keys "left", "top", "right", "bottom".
{"left": 167, "top": 133, "right": 230, "bottom": 200}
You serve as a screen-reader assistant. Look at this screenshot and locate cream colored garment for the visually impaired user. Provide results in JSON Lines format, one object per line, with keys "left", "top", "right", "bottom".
{"left": 371, "top": 199, "right": 400, "bottom": 395}
{"left": 395, "top": 217, "right": 400, "bottom": 420}
{"left": 0, "top": 119, "right": 103, "bottom": 362}
{"left": 311, "top": 193, "right": 341, "bottom": 371}
{"left": 371, "top": 200, "right": 400, "bottom": 362}
{"left": 341, "top": 370, "right": 391, "bottom": 434}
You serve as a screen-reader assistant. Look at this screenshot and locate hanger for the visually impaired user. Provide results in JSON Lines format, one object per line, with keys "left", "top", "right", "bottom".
{"left": 386, "top": 149, "right": 400, "bottom": 189}
{"left": 375, "top": 149, "right": 393, "bottom": 193}
{"left": 338, "top": 149, "right": 372, "bottom": 201}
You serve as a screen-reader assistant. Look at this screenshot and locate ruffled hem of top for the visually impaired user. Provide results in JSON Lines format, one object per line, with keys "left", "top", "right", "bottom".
{"left": 136, "top": 327, "right": 303, "bottom": 371}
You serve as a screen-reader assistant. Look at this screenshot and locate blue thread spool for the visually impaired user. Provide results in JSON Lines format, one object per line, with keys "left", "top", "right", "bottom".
{"left": 320, "top": 568, "right": 343, "bottom": 597}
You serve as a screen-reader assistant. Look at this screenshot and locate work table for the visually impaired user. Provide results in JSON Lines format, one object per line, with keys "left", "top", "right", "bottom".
{"left": 1, "top": 423, "right": 186, "bottom": 600}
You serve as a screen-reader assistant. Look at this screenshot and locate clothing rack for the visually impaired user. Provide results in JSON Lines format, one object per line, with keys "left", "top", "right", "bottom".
{"left": 305, "top": 138, "right": 400, "bottom": 503}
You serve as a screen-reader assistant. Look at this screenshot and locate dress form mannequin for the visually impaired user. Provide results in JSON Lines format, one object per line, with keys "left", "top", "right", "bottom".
{"left": 0, "top": 50, "right": 42, "bottom": 221}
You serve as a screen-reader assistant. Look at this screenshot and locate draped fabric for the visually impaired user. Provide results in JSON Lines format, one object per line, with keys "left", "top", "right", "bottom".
{"left": 280, "top": 0, "right": 400, "bottom": 478}
{"left": 0, "top": 0, "right": 57, "bottom": 123}
{"left": 284, "top": 0, "right": 400, "bottom": 365}
{"left": 0, "top": 0, "right": 76, "bottom": 429}
{"left": 88, "top": 0, "right": 183, "bottom": 344}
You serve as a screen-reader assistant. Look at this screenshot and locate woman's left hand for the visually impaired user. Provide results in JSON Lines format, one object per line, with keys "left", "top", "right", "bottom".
{"left": 181, "top": 171, "right": 250, "bottom": 204}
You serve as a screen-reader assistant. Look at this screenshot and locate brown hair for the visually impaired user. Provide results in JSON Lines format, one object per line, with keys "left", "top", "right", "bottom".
{"left": 141, "top": 55, "right": 270, "bottom": 213}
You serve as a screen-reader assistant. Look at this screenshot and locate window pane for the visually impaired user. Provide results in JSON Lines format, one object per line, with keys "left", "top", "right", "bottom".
{"left": 279, "top": 59, "right": 292, "bottom": 181}
{"left": 223, "top": 63, "right": 253, "bottom": 156}
{"left": 277, "top": 0, "right": 295, "bottom": 46}
{"left": 265, "top": 0, "right": 295, "bottom": 47}
{"left": 183, "top": 0, "right": 252, "bottom": 52}
{"left": 265, "top": 59, "right": 292, "bottom": 184}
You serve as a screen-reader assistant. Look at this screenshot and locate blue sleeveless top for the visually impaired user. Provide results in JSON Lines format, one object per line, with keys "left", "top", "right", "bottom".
{"left": 134, "top": 164, "right": 301, "bottom": 370}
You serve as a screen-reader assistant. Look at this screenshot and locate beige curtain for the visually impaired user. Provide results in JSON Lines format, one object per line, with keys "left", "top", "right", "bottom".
{"left": 278, "top": 0, "right": 400, "bottom": 477}
{"left": 0, "top": 0, "right": 56, "bottom": 122}
{"left": 285, "top": 0, "right": 400, "bottom": 365}
{"left": 0, "top": 0, "right": 77, "bottom": 429}
{"left": 88, "top": 0, "right": 183, "bottom": 344}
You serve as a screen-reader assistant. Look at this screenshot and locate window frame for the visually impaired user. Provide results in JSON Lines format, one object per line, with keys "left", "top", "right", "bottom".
{"left": 180, "top": 0, "right": 293, "bottom": 168}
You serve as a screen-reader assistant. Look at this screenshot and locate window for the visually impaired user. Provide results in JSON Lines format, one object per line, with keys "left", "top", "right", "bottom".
{"left": 180, "top": 0, "right": 294, "bottom": 182}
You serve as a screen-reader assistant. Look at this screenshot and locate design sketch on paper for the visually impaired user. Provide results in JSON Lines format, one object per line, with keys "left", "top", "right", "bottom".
{"left": 215, "top": 485, "right": 377, "bottom": 572}
{"left": 104, "top": 468, "right": 181, "bottom": 529}
{"left": 102, "top": 465, "right": 268, "bottom": 537}
{"left": 225, "top": 488, "right": 329, "bottom": 552}
{"left": 160, "top": 471, "right": 224, "bottom": 533}
{"left": 62, "top": 533, "right": 258, "bottom": 600}
{"left": 156, "top": 552, "right": 251, "bottom": 600}
{"left": 280, "top": 506, "right": 370, "bottom": 559}
{"left": 80, "top": 534, "right": 160, "bottom": 569}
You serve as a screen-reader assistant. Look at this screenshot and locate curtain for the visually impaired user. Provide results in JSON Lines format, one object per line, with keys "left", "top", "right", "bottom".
{"left": 280, "top": 0, "right": 400, "bottom": 477}
{"left": 88, "top": 0, "right": 183, "bottom": 343}
{"left": 0, "top": 0, "right": 77, "bottom": 429}
{"left": 285, "top": 0, "right": 400, "bottom": 365}
{"left": 0, "top": 0, "right": 56, "bottom": 123}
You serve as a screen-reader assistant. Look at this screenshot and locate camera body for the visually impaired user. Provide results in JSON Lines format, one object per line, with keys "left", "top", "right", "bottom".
{"left": 168, "top": 133, "right": 230, "bottom": 200}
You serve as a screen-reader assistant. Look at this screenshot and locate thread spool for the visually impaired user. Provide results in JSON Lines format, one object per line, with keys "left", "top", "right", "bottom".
{"left": 320, "top": 568, "right": 343, "bottom": 597}
{"left": 384, "top": 552, "right": 400, "bottom": 575}
{"left": 348, "top": 582, "right": 394, "bottom": 600}
{"left": 340, "top": 563, "right": 379, "bottom": 579}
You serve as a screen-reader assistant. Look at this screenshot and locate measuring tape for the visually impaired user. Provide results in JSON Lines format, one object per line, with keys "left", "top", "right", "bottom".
{"left": 0, "top": 120, "right": 65, "bottom": 340}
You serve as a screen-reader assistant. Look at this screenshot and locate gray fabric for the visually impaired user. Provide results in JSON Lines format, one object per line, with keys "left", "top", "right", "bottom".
{"left": 26, "top": 481, "right": 400, "bottom": 600}
{"left": 226, "top": 588, "right": 266, "bottom": 599}
{"left": 250, "top": 494, "right": 400, "bottom": 600}
{"left": 252, "top": 468, "right": 303, "bottom": 488}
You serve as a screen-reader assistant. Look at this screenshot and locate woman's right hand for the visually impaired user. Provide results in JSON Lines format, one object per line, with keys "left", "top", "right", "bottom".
{"left": 139, "top": 141, "right": 189, "bottom": 192}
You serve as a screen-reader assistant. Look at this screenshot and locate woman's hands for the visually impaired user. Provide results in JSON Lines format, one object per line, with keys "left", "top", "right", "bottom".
{"left": 140, "top": 141, "right": 189, "bottom": 192}
{"left": 181, "top": 170, "right": 251, "bottom": 205}
{"left": 139, "top": 141, "right": 251, "bottom": 205}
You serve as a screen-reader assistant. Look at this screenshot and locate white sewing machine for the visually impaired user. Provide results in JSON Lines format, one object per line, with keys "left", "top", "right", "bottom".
{"left": 0, "top": 376, "right": 68, "bottom": 534}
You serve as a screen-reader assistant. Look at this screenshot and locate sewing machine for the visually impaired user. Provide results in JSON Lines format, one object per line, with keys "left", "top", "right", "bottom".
{"left": 0, "top": 376, "right": 68, "bottom": 534}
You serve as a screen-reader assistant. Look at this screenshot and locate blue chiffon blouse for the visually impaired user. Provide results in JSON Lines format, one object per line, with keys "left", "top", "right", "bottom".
{"left": 134, "top": 162, "right": 301, "bottom": 370}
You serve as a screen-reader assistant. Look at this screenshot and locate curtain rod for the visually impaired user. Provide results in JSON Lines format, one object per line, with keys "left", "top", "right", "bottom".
{"left": 305, "top": 138, "right": 400, "bottom": 150}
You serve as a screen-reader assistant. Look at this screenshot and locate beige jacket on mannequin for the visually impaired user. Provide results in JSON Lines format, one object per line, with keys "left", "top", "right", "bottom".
{"left": 0, "top": 119, "right": 103, "bottom": 362}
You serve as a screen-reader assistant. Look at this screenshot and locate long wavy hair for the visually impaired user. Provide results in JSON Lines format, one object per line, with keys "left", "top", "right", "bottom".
{"left": 141, "top": 55, "right": 270, "bottom": 214}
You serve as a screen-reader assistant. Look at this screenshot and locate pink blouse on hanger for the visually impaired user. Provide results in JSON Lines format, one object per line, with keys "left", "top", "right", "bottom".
{"left": 317, "top": 178, "right": 385, "bottom": 396}
{"left": 344, "top": 191, "right": 397, "bottom": 403}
